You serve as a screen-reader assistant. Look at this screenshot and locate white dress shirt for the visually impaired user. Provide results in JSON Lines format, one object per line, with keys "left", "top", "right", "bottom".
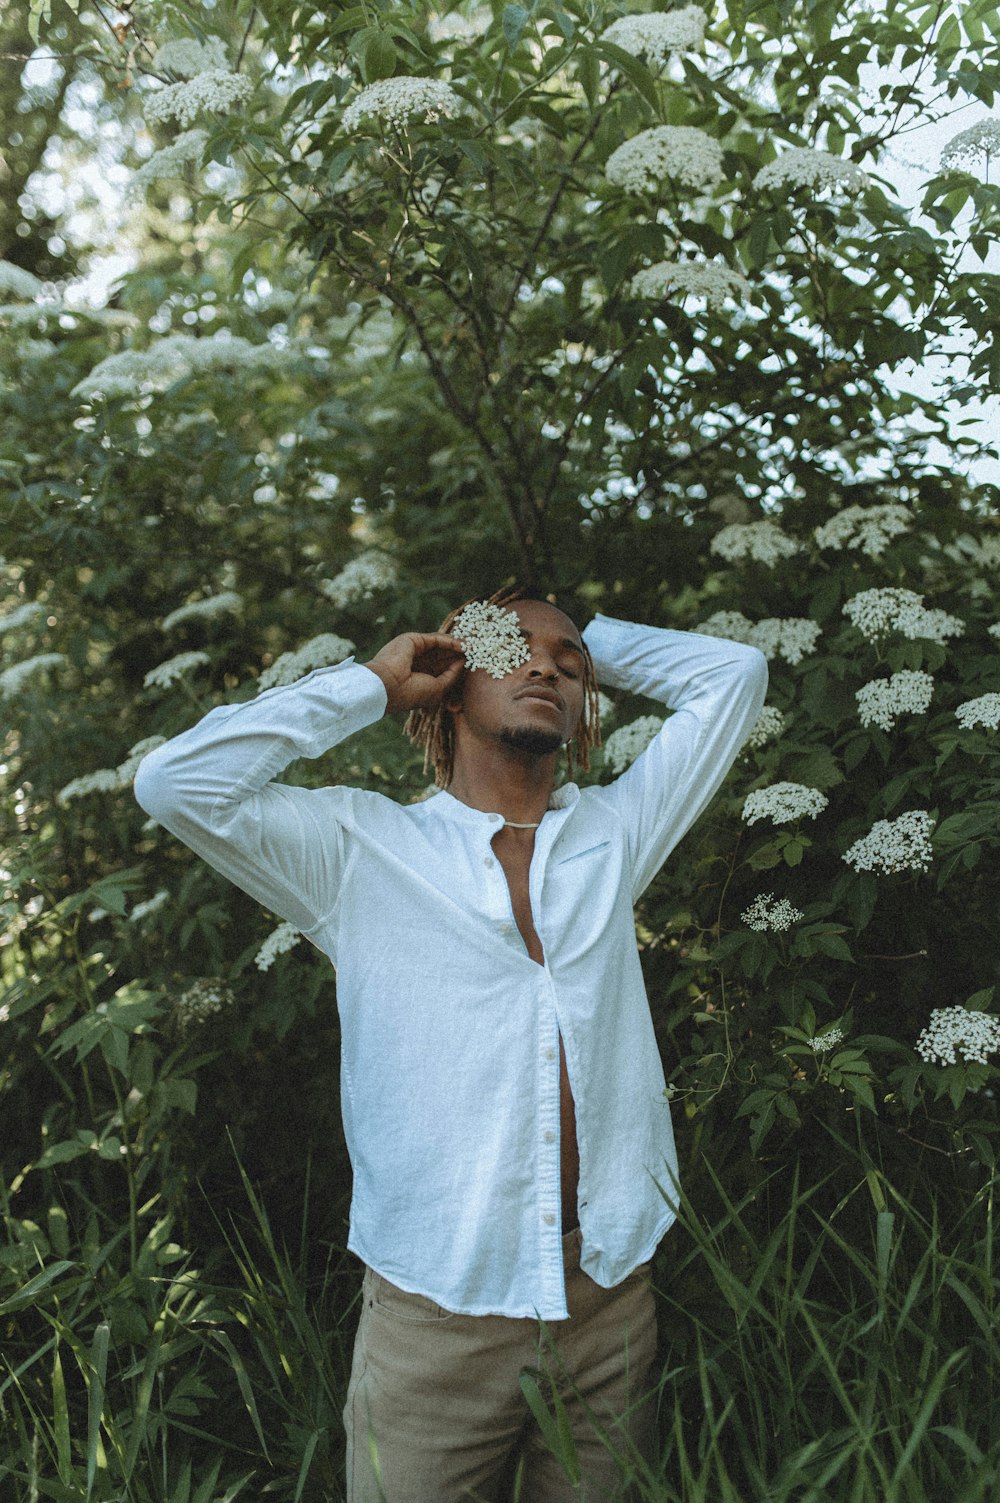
{"left": 133, "top": 612, "right": 767, "bottom": 1319}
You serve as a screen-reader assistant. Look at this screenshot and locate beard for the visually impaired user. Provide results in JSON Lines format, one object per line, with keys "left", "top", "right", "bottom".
{"left": 498, "top": 725, "right": 563, "bottom": 758}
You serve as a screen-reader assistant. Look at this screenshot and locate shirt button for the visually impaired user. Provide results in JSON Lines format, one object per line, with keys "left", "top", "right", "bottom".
{"left": 544, "top": 1130, "right": 555, "bottom": 1144}
{"left": 484, "top": 856, "right": 495, "bottom": 868}
{"left": 545, "top": 1048, "right": 556, "bottom": 1062}
{"left": 544, "top": 1213, "right": 556, "bottom": 1226}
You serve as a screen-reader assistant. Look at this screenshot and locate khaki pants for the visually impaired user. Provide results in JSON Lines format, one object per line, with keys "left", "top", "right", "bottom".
{"left": 343, "top": 1227, "right": 659, "bottom": 1503}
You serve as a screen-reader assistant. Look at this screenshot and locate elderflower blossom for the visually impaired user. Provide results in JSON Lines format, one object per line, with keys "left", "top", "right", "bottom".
{"left": 451, "top": 601, "right": 531, "bottom": 679}
{"left": 940, "top": 119, "right": 1000, "bottom": 171}
{"left": 696, "top": 611, "right": 821, "bottom": 665}
{"left": 153, "top": 36, "right": 230, "bottom": 77}
{"left": 597, "top": 691, "right": 616, "bottom": 723}
{"left": 710, "top": 521, "right": 801, "bottom": 566}
{"left": 0, "top": 261, "right": 45, "bottom": 299}
{"left": 320, "top": 551, "right": 398, "bottom": 609}
{"left": 916, "top": 1005, "right": 1000, "bottom": 1066}
{"left": 342, "top": 77, "right": 469, "bottom": 133}
{"left": 955, "top": 693, "right": 1000, "bottom": 731}
{"left": 741, "top": 893, "right": 804, "bottom": 931}
{"left": 842, "top": 809, "right": 935, "bottom": 874}
{"left": 989, "top": 624, "right": 1000, "bottom": 642}
{"left": 129, "top": 890, "right": 169, "bottom": 923}
{"left": 754, "top": 147, "right": 868, "bottom": 195}
{"left": 742, "top": 782, "right": 828, "bottom": 826}
{"left": 126, "top": 128, "right": 208, "bottom": 201}
{"left": 143, "top": 69, "right": 253, "bottom": 129}
{"left": 855, "top": 669, "right": 934, "bottom": 732}
{"left": 255, "top": 920, "right": 302, "bottom": 971}
{"left": 174, "top": 976, "right": 233, "bottom": 1033}
{"left": 143, "top": 650, "right": 210, "bottom": 690}
{"left": 814, "top": 503, "right": 912, "bottom": 557}
{"left": 161, "top": 591, "right": 243, "bottom": 632}
{"left": 808, "top": 1025, "right": 846, "bottom": 1053}
{"left": 602, "top": 715, "right": 665, "bottom": 774}
{"left": 57, "top": 736, "right": 167, "bottom": 806}
{"left": 630, "top": 260, "right": 748, "bottom": 308}
{"left": 72, "top": 332, "right": 278, "bottom": 401}
{"left": 843, "top": 588, "right": 965, "bottom": 645}
{"left": 605, "top": 126, "right": 724, "bottom": 193}
{"left": 427, "top": 7, "right": 492, "bottom": 43}
{"left": 0, "top": 653, "right": 65, "bottom": 698}
{"left": 0, "top": 601, "right": 45, "bottom": 633}
{"left": 258, "top": 635, "right": 355, "bottom": 691}
{"left": 743, "top": 705, "right": 786, "bottom": 750}
{"left": 599, "top": 7, "right": 707, "bottom": 64}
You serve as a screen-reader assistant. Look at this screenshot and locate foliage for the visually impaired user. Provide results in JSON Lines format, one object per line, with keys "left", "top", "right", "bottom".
{"left": 3, "top": 0, "right": 1000, "bottom": 1493}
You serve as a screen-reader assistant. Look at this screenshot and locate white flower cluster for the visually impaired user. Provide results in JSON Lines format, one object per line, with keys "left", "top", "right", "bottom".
{"left": 605, "top": 126, "right": 724, "bottom": 193}
{"left": 126, "top": 128, "right": 208, "bottom": 202}
{"left": 143, "top": 650, "right": 210, "bottom": 690}
{"left": 940, "top": 119, "right": 1000, "bottom": 170}
{"left": 451, "top": 601, "right": 531, "bottom": 679}
{"left": 698, "top": 611, "right": 822, "bottom": 665}
{"left": 710, "top": 520, "right": 801, "bottom": 566}
{"left": 320, "top": 550, "right": 398, "bottom": 610}
{"left": 955, "top": 693, "right": 1000, "bottom": 731}
{"left": 742, "top": 782, "right": 828, "bottom": 826}
{"left": 842, "top": 588, "right": 965, "bottom": 645}
{"left": 174, "top": 976, "right": 233, "bottom": 1033}
{"left": 342, "top": 77, "right": 469, "bottom": 132}
{"left": 144, "top": 69, "right": 253, "bottom": 129}
{"left": 162, "top": 591, "right": 243, "bottom": 632}
{"left": 0, "top": 653, "right": 66, "bottom": 699}
{"left": 814, "top": 503, "right": 912, "bottom": 557}
{"left": 630, "top": 260, "right": 748, "bottom": 308}
{"left": 58, "top": 735, "right": 166, "bottom": 805}
{"left": 600, "top": 7, "right": 707, "bottom": 64}
{"left": 0, "top": 601, "right": 45, "bottom": 633}
{"left": 855, "top": 669, "right": 934, "bottom": 732}
{"left": 255, "top": 920, "right": 302, "bottom": 971}
{"left": 257, "top": 634, "right": 355, "bottom": 691}
{"left": 0, "top": 261, "right": 45, "bottom": 299}
{"left": 427, "top": 7, "right": 492, "bottom": 43}
{"left": 602, "top": 715, "right": 665, "bottom": 774}
{"left": 597, "top": 690, "right": 616, "bottom": 723}
{"left": 754, "top": 147, "right": 868, "bottom": 195}
{"left": 73, "top": 332, "right": 278, "bottom": 401}
{"left": 808, "top": 1025, "right": 846, "bottom": 1053}
{"left": 990, "top": 623, "right": 1000, "bottom": 642}
{"left": 153, "top": 36, "right": 230, "bottom": 77}
{"left": 916, "top": 1005, "right": 1000, "bottom": 1066}
{"left": 842, "top": 809, "right": 934, "bottom": 874}
{"left": 130, "top": 889, "right": 170, "bottom": 923}
{"left": 743, "top": 705, "right": 786, "bottom": 750}
{"left": 740, "top": 892, "right": 804, "bottom": 931}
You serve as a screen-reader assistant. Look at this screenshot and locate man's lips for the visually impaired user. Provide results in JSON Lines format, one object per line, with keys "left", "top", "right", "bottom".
{"left": 516, "top": 688, "right": 563, "bottom": 711}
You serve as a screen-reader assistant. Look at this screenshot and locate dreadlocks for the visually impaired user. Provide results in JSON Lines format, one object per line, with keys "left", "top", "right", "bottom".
{"left": 403, "top": 583, "right": 602, "bottom": 790}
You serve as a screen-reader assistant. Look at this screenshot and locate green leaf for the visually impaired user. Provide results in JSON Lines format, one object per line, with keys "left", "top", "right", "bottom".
{"left": 362, "top": 32, "right": 398, "bottom": 82}
{"left": 503, "top": 4, "right": 532, "bottom": 51}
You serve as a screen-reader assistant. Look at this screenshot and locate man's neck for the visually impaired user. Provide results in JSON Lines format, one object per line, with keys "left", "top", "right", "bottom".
{"left": 446, "top": 750, "right": 558, "bottom": 828}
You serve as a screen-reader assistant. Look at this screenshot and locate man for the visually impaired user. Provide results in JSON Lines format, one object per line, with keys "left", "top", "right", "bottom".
{"left": 133, "top": 582, "right": 767, "bottom": 1502}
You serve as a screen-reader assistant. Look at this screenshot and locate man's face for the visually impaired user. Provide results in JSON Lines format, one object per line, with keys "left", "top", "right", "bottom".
{"left": 447, "top": 599, "right": 588, "bottom": 762}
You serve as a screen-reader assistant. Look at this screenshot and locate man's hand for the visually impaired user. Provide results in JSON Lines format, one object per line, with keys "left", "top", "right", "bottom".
{"left": 362, "top": 632, "right": 466, "bottom": 717}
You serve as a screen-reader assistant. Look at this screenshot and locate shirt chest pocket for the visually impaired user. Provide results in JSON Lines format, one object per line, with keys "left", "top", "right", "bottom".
{"left": 556, "top": 839, "right": 611, "bottom": 866}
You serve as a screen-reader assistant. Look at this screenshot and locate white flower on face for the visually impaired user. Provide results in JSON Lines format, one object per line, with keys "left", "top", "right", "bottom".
{"left": 126, "top": 128, "right": 208, "bottom": 202}
{"left": 161, "top": 591, "right": 243, "bottom": 632}
{"left": 842, "top": 588, "right": 964, "bottom": 645}
{"left": 450, "top": 601, "right": 531, "bottom": 679}
{"left": 255, "top": 920, "right": 302, "bottom": 971}
{"left": 855, "top": 670, "right": 934, "bottom": 732}
{"left": 808, "top": 1025, "right": 846, "bottom": 1053}
{"left": 696, "top": 611, "right": 821, "bottom": 665}
{"left": 740, "top": 892, "right": 803, "bottom": 931}
{"left": 143, "top": 69, "right": 253, "bottom": 128}
{"left": 754, "top": 147, "right": 868, "bottom": 195}
{"left": 600, "top": 7, "right": 707, "bottom": 64}
{"left": 0, "top": 653, "right": 66, "bottom": 698}
{"left": 153, "top": 36, "right": 230, "bottom": 77}
{"left": 605, "top": 126, "right": 724, "bottom": 193}
{"left": 143, "top": 651, "right": 210, "bottom": 690}
{"left": 814, "top": 503, "right": 912, "bottom": 557}
{"left": 743, "top": 705, "right": 785, "bottom": 750}
{"left": 0, "top": 261, "right": 45, "bottom": 299}
{"left": 602, "top": 714, "right": 665, "bottom": 774}
{"left": 629, "top": 260, "right": 748, "bottom": 308}
{"left": 742, "top": 782, "right": 828, "bottom": 826}
{"left": 710, "top": 521, "right": 801, "bottom": 566}
{"left": 257, "top": 634, "right": 355, "bottom": 690}
{"left": 342, "top": 77, "right": 470, "bottom": 132}
{"left": 320, "top": 551, "right": 398, "bottom": 610}
{"left": 842, "top": 809, "right": 935, "bottom": 874}
{"left": 940, "top": 119, "right": 1000, "bottom": 171}
{"left": 916, "top": 1005, "right": 1000, "bottom": 1066}
{"left": 0, "top": 601, "right": 45, "bottom": 633}
{"left": 955, "top": 693, "right": 1000, "bottom": 731}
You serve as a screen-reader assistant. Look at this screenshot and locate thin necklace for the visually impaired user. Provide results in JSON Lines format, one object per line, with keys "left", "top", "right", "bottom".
{"left": 504, "top": 820, "right": 540, "bottom": 828}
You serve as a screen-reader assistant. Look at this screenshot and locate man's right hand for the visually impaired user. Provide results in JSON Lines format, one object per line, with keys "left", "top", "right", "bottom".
{"left": 362, "top": 633, "right": 466, "bottom": 717}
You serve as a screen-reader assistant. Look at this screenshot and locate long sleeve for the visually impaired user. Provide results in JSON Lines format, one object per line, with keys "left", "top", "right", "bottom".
{"left": 581, "top": 612, "right": 768, "bottom": 899}
{"left": 132, "top": 658, "right": 388, "bottom": 932}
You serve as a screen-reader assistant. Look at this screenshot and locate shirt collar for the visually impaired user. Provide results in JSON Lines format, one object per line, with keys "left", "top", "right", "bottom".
{"left": 427, "top": 782, "right": 580, "bottom": 823}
